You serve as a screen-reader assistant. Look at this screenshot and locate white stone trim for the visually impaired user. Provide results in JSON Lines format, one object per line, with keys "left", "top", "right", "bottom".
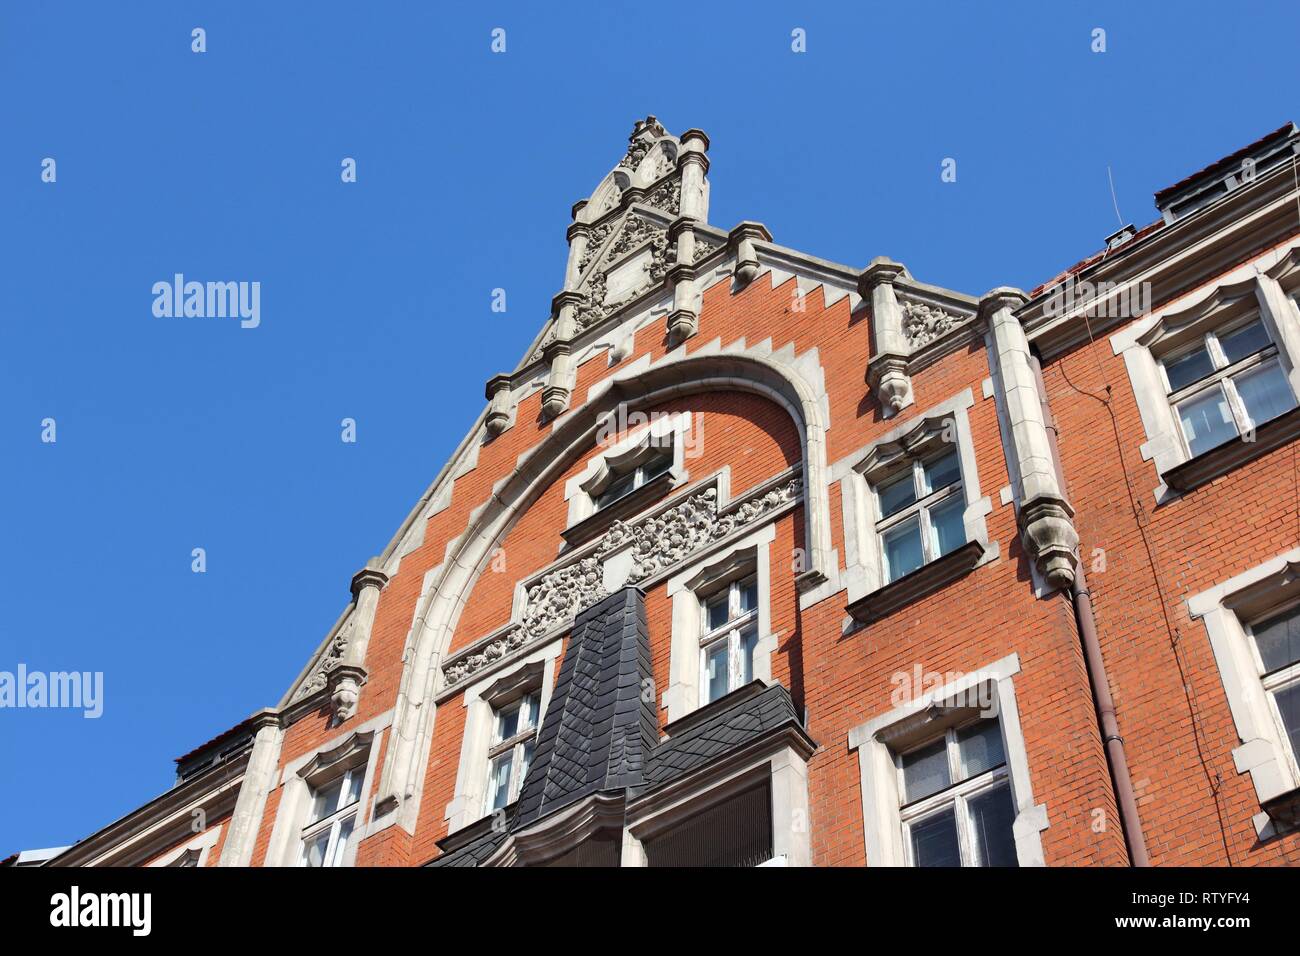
{"left": 832, "top": 388, "right": 996, "bottom": 607}
{"left": 663, "top": 522, "right": 777, "bottom": 722}
{"left": 148, "top": 824, "right": 222, "bottom": 868}
{"left": 847, "top": 653, "right": 1048, "bottom": 867}
{"left": 263, "top": 710, "right": 390, "bottom": 867}
{"left": 443, "top": 641, "right": 564, "bottom": 834}
{"left": 563, "top": 411, "right": 693, "bottom": 526}
{"left": 1187, "top": 547, "right": 1300, "bottom": 836}
{"left": 1110, "top": 238, "right": 1300, "bottom": 500}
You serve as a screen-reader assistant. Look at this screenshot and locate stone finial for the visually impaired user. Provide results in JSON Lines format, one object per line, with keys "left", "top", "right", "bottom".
{"left": 729, "top": 221, "right": 772, "bottom": 287}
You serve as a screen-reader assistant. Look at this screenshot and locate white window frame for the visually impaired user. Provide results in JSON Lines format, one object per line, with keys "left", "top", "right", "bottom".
{"left": 444, "top": 644, "right": 562, "bottom": 835}
{"left": 848, "top": 654, "right": 1048, "bottom": 867}
{"left": 1245, "top": 604, "right": 1300, "bottom": 774}
{"left": 832, "top": 389, "right": 995, "bottom": 605}
{"left": 299, "top": 767, "right": 363, "bottom": 867}
{"left": 484, "top": 690, "right": 541, "bottom": 815}
{"left": 263, "top": 713, "right": 389, "bottom": 867}
{"left": 698, "top": 574, "right": 760, "bottom": 705}
{"left": 664, "top": 522, "right": 776, "bottom": 722}
{"left": 1111, "top": 244, "right": 1300, "bottom": 500}
{"left": 873, "top": 447, "right": 966, "bottom": 583}
{"left": 895, "top": 720, "right": 1013, "bottom": 867}
{"left": 565, "top": 411, "right": 692, "bottom": 527}
{"left": 1189, "top": 548, "right": 1300, "bottom": 836}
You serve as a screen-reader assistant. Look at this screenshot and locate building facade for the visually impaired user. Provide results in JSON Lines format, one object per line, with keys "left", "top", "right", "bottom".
{"left": 40, "top": 118, "right": 1300, "bottom": 867}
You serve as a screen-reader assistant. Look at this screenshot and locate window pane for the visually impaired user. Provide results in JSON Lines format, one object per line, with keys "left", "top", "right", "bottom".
{"left": 739, "top": 623, "right": 758, "bottom": 685}
{"left": 1177, "top": 386, "right": 1237, "bottom": 456}
{"left": 339, "top": 771, "right": 362, "bottom": 810}
{"left": 488, "top": 752, "right": 513, "bottom": 811}
{"left": 928, "top": 494, "right": 966, "bottom": 558}
{"left": 706, "top": 593, "right": 730, "bottom": 632}
{"left": 1164, "top": 344, "right": 1215, "bottom": 392}
{"left": 1274, "top": 683, "right": 1300, "bottom": 763}
{"left": 597, "top": 471, "right": 637, "bottom": 507}
{"left": 496, "top": 704, "right": 520, "bottom": 743}
{"left": 738, "top": 578, "right": 758, "bottom": 615}
{"left": 310, "top": 777, "right": 343, "bottom": 823}
{"left": 901, "top": 739, "right": 952, "bottom": 803}
{"left": 877, "top": 471, "right": 917, "bottom": 518}
{"left": 1234, "top": 360, "right": 1296, "bottom": 428}
{"left": 641, "top": 454, "right": 670, "bottom": 482}
{"left": 883, "top": 517, "right": 924, "bottom": 582}
{"left": 923, "top": 450, "right": 961, "bottom": 494}
{"left": 956, "top": 720, "right": 1006, "bottom": 779}
{"left": 909, "top": 808, "right": 961, "bottom": 867}
{"left": 705, "top": 641, "right": 730, "bottom": 703}
{"left": 327, "top": 816, "right": 355, "bottom": 868}
{"left": 519, "top": 739, "right": 536, "bottom": 791}
{"left": 302, "top": 829, "right": 330, "bottom": 868}
{"left": 1254, "top": 608, "right": 1300, "bottom": 674}
{"left": 968, "top": 782, "right": 1018, "bottom": 867}
{"left": 1219, "top": 319, "right": 1271, "bottom": 365}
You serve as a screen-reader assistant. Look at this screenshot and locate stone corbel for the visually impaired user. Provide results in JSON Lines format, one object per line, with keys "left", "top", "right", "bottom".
{"left": 542, "top": 292, "right": 582, "bottom": 418}
{"left": 666, "top": 217, "right": 699, "bottom": 346}
{"left": 861, "top": 257, "right": 913, "bottom": 417}
{"left": 485, "top": 374, "right": 514, "bottom": 437}
{"left": 328, "top": 664, "right": 367, "bottom": 723}
{"left": 332, "top": 560, "right": 389, "bottom": 721}
{"left": 730, "top": 221, "right": 771, "bottom": 288}
{"left": 978, "top": 287, "right": 1079, "bottom": 590}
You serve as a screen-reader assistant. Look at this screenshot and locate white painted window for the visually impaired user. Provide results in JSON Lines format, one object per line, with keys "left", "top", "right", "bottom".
{"left": 300, "top": 768, "right": 363, "bottom": 867}
{"left": 594, "top": 452, "right": 671, "bottom": 510}
{"left": 1245, "top": 603, "right": 1300, "bottom": 770}
{"left": 485, "top": 691, "right": 540, "bottom": 813}
{"left": 874, "top": 447, "right": 966, "bottom": 583}
{"left": 1158, "top": 315, "right": 1295, "bottom": 457}
{"left": 699, "top": 574, "right": 759, "bottom": 704}
{"left": 896, "top": 718, "right": 1017, "bottom": 867}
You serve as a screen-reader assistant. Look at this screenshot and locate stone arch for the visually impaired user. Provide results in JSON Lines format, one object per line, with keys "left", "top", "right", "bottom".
{"left": 374, "top": 348, "right": 834, "bottom": 834}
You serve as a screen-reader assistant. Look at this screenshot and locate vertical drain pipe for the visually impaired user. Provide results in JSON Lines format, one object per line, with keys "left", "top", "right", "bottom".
{"left": 1029, "top": 352, "right": 1151, "bottom": 867}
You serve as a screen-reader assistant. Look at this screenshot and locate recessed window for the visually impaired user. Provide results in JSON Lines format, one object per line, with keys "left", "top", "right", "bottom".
{"left": 874, "top": 448, "right": 965, "bottom": 583}
{"left": 1247, "top": 605, "right": 1300, "bottom": 767}
{"left": 300, "top": 768, "right": 363, "bottom": 867}
{"left": 1160, "top": 317, "right": 1296, "bottom": 457}
{"left": 700, "top": 575, "right": 759, "bottom": 704}
{"left": 897, "top": 719, "right": 1016, "bottom": 867}
{"left": 594, "top": 453, "right": 670, "bottom": 510}
{"left": 486, "top": 691, "right": 540, "bottom": 813}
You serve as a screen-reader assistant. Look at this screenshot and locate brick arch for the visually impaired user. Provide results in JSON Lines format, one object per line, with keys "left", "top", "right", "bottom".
{"left": 374, "top": 348, "right": 834, "bottom": 834}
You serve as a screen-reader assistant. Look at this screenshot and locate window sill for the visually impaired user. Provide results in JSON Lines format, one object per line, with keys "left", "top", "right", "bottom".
{"left": 1163, "top": 406, "right": 1300, "bottom": 492}
{"left": 560, "top": 470, "right": 678, "bottom": 550}
{"left": 1263, "top": 787, "right": 1300, "bottom": 830}
{"left": 846, "top": 540, "right": 986, "bottom": 625}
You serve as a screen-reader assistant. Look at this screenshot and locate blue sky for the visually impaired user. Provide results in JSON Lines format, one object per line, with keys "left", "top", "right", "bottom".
{"left": 1, "top": 0, "right": 1297, "bottom": 855}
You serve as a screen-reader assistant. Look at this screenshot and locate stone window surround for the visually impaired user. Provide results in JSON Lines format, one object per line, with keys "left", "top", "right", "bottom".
{"left": 147, "top": 823, "right": 223, "bottom": 868}
{"left": 1110, "top": 242, "right": 1300, "bottom": 501}
{"left": 621, "top": 737, "right": 813, "bottom": 867}
{"left": 563, "top": 410, "right": 693, "bottom": 527}
{"left": 833, "top": 388, "right": 996, "bottom": 609}
{"left": 663, "top": 522, "right": 777, "bottom": 723}
{"left": 847, "top": 653, "right": 1048, "bottom": 867}
{"left": 444, "top": 640, "right": 564, "bottom": 835}
{"left": 263, "top": 711, "right": 390, "bottom": 867}
{"left": 1187, "top": 546, "right": 1300, "bottom": 838}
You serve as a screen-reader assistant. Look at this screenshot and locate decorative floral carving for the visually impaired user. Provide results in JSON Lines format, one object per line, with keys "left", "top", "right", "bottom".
{"left": 294, "top": 617, "right": 355, "bottom": 700}
{"left": 442, "top": 475, "right": 803, "bottom": 686}
{"left": 692, "top": 237, "right": 720, "bottom": 263}
{"left": 901, "top": 300, "right": 963, "bottom": 349}
{"left": 644, "top": 178, "right": 680, "bottom": 215}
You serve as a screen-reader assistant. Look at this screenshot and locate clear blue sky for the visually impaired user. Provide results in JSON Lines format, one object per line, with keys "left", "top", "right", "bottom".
{"left": 2, "top": 1, "right": 1296, "bottom": 855}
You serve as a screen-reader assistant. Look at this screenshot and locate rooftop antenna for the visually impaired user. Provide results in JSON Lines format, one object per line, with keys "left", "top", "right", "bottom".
{"left": 1106, "top": 164, "right": 1125, "bottom": 228}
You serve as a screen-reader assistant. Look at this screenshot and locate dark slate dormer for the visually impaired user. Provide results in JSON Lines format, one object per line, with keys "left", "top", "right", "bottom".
{"left": 513, "top": 586, "right": 657, "bottom": 827}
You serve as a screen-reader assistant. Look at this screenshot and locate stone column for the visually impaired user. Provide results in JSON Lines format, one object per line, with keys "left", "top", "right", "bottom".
{"left": 860, "top": 257, "right": 913, "bottom": 417}
{"left": 979, "top": 287, "right": 1079, "bottom": 589}
{"left": 565, "top": 203, "right": 591, "bottom": 290}
{"left": 666, "top": 217, "right": 699, "bottom": 346}
{"left": 677, "top": 128, "right": 711, "bottom": 222}
{"left": 217, "top": 710, "right": 284, "bottom": 867}
{"left": 542, "top": 291, "right": 581, "bottom": 418}
{"left": 331, "top": 559, "right": 389, "bottom": 720}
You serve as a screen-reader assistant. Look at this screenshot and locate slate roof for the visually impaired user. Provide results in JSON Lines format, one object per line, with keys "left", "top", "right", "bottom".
{"left": 514, "top": 586, "right": 657, "bottom": 827}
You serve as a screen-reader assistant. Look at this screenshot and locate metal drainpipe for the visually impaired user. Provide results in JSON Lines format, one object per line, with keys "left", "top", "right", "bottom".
{"left": 1028, "top": 352, "right": 1151, "bottom": 867}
